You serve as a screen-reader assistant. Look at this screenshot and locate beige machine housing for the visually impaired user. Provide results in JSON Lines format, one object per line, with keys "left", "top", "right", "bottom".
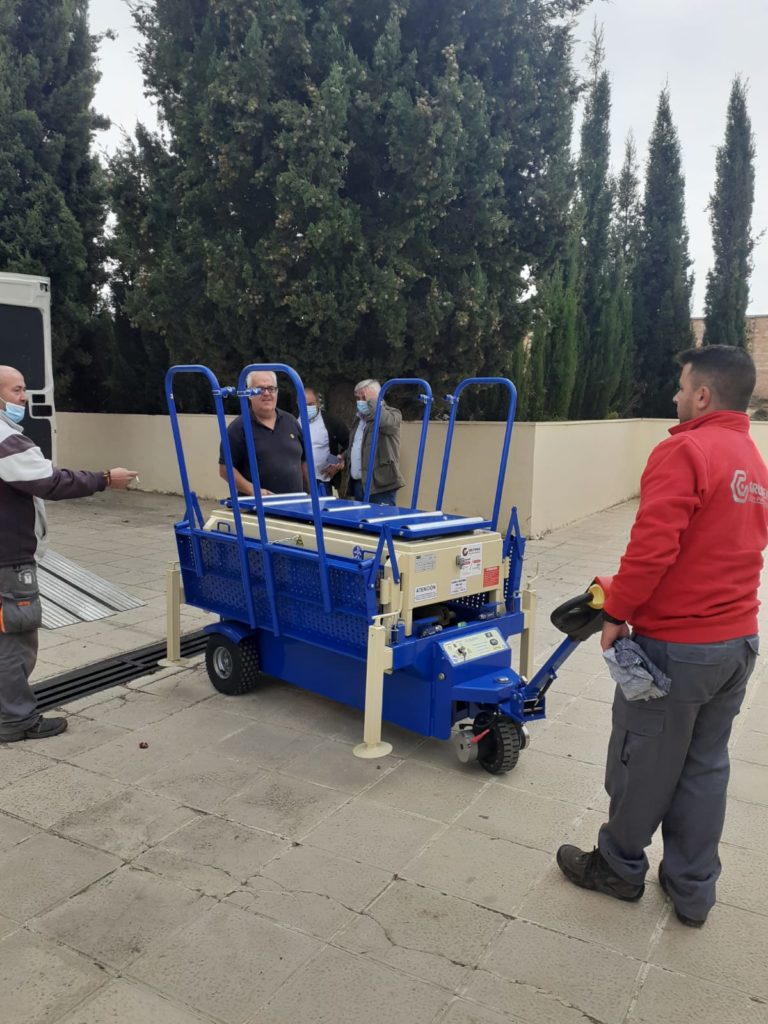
{"left": 203, "top": 508, "right": 507, "bottom": 636}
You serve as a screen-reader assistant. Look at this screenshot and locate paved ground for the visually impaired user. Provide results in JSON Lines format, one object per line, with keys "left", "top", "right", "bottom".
{"left": 1, "top": 491, "right": 767, "bottom": 1024}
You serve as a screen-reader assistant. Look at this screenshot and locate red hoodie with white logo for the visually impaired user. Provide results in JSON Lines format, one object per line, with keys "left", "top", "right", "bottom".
{"left": 604, "top": 410, "right": 768, "bottom": 642}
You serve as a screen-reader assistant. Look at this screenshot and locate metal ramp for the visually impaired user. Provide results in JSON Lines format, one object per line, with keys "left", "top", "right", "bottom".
{"left": 38, "top": 549, "right": 145, "bottom": 629}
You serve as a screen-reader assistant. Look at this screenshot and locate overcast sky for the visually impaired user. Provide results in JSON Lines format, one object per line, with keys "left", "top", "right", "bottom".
{"left": 91, "top": 0, "right": 768, "bottom": 316}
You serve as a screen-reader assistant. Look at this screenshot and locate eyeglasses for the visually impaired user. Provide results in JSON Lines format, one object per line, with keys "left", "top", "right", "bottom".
{"left": 254, "top": 386, "right": 278, "bottom": 395}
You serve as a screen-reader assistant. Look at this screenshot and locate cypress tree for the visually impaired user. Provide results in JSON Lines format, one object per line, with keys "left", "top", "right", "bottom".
{"left": 703, "top": 76, "right": 757, "bottom": 348}
{"left": 633, "top": 89, "right": 693, "bottom": 417}
{"left": 113, "top": 1, "right": 588, "bottom": 408}
{"left": 0, "top": 1, "right": 111, "bottom": 408}
{"left": 610, "top": 134, "right": 642, "bottom": 414}
{"left": 570, "top": 27, "right": 620, "bottom": 420}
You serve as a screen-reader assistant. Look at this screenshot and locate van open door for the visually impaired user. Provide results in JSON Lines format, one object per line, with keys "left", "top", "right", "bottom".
{"left": 0, "top": 272, "right": 55, "bottom": 459}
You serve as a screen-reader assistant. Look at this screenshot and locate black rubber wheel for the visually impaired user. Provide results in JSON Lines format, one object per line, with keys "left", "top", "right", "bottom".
{"left": 473, "top": 712, "right": 522, "bottom": 775}
{"left": 205, "top": 633, "right": 261, "bottom": 696}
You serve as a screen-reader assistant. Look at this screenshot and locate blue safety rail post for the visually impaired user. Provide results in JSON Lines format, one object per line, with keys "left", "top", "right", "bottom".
{"left": 164, "top": 365, "right": 259, "bottom": 630}
{"left": 503, "top": 506, "right": 526, "bottom": 613}
{"left": 435, "top": 378, "right": 517, "bottom": 532}
{"left": 363, "top": 378, "right": 433, "bottom": 506}
{"left": 237, "top": 363, "right": 333, "bottom": 614}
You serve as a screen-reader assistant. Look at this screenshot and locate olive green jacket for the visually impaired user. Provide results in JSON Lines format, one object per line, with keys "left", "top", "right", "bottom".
{"left": 344, "top": 401, "right": 405, "bottom": 495}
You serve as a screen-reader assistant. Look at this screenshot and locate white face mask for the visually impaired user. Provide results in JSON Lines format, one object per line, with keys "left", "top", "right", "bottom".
{"left": 307, "top": 404, "right": 319, "bottom": 421}
{"left": 1, "top": 400, "right": 25, "bottom": 424}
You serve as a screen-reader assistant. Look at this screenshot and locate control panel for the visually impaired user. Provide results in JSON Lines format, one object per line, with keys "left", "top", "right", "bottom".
{"left": 440, "top": 628, "right": 506, "bottom": 666}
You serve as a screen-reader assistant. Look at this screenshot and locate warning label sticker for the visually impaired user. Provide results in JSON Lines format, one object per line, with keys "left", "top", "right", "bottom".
{"left": 414, "top": 553, "right": 437, "bottom": 574}
{"left": 483, "top": 565, "right": 500, "bottom": 588}
{"left": 414, "top": 583, "right": 438, "bottom": 603}
{"left": 458, "top": 542, "right": 482, "bottom": 578}
{"left": 450, "top": 578, "right": 468, "bottom": 595}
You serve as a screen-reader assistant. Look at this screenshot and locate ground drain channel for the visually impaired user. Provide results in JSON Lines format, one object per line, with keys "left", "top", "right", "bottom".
{"left": 32, "top": 631, "right": 208, "bottom": 711}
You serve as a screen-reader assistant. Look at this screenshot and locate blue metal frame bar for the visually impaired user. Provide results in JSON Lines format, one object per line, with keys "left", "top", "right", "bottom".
{"left": 164, "top": 365, "right": 258, "bottom": 630}
{"left": 503, "top": 506, "right": 526, "bottom": 613}
{"left": 363, "top": 378, "right": 433, "bottom": 506}
{"left": 435, "top": 377, "right": 517, "bottom": 532}
{"left": 238, "top": 363, "right": 333, "bottom": 614}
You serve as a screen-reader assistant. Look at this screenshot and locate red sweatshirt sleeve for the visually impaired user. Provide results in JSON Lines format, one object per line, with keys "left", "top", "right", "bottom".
{"left": 604, "top": 436, "right": 707, "bottom": 623}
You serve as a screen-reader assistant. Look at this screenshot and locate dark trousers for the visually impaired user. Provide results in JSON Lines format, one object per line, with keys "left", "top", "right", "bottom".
{"left": 0, "top": 563, "right": 41, "bottom": 734}
{"left": 350, "top": 479, "right": 398, "bottom": 506}
{"left": 599, "top": 633, "right": 758, "bottom": 920}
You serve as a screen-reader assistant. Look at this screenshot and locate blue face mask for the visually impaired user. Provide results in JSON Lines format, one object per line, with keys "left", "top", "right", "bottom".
{"left": 307, "top": 404, "right": 319, "bottom": 421}
{"left": 356, "top": 399, "right": 370, "bottom": 416}
{"left": 2, "top": 401, "right": 25, "bottom": 424}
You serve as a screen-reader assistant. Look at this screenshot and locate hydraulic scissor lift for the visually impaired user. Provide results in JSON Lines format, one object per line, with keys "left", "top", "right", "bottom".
{"left": 165, "top": 363, "right": 601, "bottom": 773}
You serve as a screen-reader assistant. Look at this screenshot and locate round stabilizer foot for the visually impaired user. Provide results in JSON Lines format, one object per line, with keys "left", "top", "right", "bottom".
{"left": 353, "top": 741, "right": 393, "bottom": 760}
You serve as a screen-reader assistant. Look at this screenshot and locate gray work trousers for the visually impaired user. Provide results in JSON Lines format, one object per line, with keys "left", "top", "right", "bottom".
{"left": 598, "top": 633, "right": 758, "bottom": 921}
{"left": 0, "top": 563, "right": 42, "bottom": 735}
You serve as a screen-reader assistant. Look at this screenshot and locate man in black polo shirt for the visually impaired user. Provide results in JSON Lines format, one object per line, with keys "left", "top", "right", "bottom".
{"left": 218, "top": 370, "right": 307, "bottom": 495}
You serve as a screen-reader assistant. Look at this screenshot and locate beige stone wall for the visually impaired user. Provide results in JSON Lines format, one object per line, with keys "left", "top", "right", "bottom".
{"left": 691, "top": 315, "right": 768, "bottom": 400}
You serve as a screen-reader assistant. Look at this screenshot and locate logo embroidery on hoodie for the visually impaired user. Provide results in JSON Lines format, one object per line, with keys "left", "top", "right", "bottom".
{"left": 731, "top": 469, "right": 768, "bottom": 505}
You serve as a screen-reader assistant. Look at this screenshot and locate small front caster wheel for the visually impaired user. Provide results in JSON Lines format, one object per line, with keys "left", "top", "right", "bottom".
{"left": 472, "top": 712, "right": 522, "bottom": 775}
{"left": 205, "top": 633, "right": 261, "bottom": 696}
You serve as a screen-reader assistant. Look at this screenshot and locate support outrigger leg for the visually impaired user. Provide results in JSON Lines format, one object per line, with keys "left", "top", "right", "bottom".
{"left": 353, "top": 623, "right": 393, "bottom": 760}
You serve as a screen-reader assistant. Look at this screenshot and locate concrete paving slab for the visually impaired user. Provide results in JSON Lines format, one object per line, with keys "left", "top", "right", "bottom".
{"left": 138, "top": 748, "right": 268, "bottom": 812}
{"left": 280, "top": 737, "right": 400, "bottom": 793}
{"left": 28, "top": 716, "right": 130, "bottom": 758}
{"left": 256, "top": 945, "right": 451, "bottom": 1024}
{"left": 335, "top": 878, "right": 505, "bottom": 990}
{"left": 0, "top": 832, "right": 120, "bottom": 921}
{"left": 69, "top": 704, "right": 246, "bottom": 782}
{"left": 0, "top": 810, "right": 40, "bottom": 853}
{"left": 127, "top": 902, "right": 321, "bottom": 1024}
{"left": 304, "top": 798, "right": 442, "bottom": 872}
{"left": 364, "top": 759, "right": 487, "bottom": 821}
{"left": 134, "top": 814, "right": 288, "bottom": 897}
{"left": 516, "top": 862, "right": 667, "bottom": 960}
{"left": 651, "top": 901, "right": 768, "bottom": 999}
{"left": 491, "top": 747, "right": 606, "bottom": 809}
{"left": 628, "top": 965, "right": 768, "bottom": 1024}
{"left": 209, "top": 716, "right": 324, "bottom": 770}
{"left": 476, "top": 917, "right": 642, "bottom": 1024}
{"left": 0, "top": 746, "right": 51, "bottom": 789}
{"left": 55, "top": 787, "right": 198, "bottom": 859}
{"left": 456, "top": 785, "right": 585, "bottom": 853}
{"left": 54, "top": 979, "right": 211, "bottom": 1024}
{"left": 533, "top": 719, "right": 611, "bottom": 766}
{"left": 72, "top": 690, "right": 190, "bottom": 730}
{"left": 439, "top": 999, "right": 527, "bottom": 1024}
{"left": 221, "top": 770, "right": 350, "bottom": 840}
{"left": 721, "top": 796, "right": 768, "bottom": 851}
{"left": 32, "top": 866, "right": 212, "bottom": 969}
{"left": 0, "top": 762, "right": 126, "bottom": 828}
{"left": 728, "top": 757, "right": 768, "bottom": 805}
{"left": 402, "top": 825, "right": 550, "bottom": 916}
{"left": 0, "top": 930, "right": 105, "bottom": 1024}
{"left": 731, "top": 729, "right": 768, "bottom": 766}
{"left": 232, "top": 843, "right": 391, "bottom": 940}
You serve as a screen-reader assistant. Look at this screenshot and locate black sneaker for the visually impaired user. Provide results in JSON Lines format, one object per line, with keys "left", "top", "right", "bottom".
{"left": 556, "top": 844, "right": 644, "bottom": 902}
{"left": 0, "top": 717, "right": 68, "bottom": 743}
{"left": 658, "top": 861, "right": 706, "bottom": 928}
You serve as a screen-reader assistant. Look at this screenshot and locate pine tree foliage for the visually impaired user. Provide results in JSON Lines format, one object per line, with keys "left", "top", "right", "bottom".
{"left": 703, "top": 76, "right": 757, "bottom": 349}
{"left": 633, "top": 89, "right": 693, "bottom": 417}
{"left": 111, "top": 0, "right": 588, "bottom": 407}
{"left": 0, "top": 0, "right": 110, "bottom": 408}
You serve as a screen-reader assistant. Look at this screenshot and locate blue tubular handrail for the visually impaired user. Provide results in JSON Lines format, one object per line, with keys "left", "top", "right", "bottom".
{"left": 164, "top": 365, "right": 259, "bottom": 631}
{"left": 363, "top": 378, "right": 433, "bottom": 507}
{"left": 237, "top": 363, "right": 333, "bottom": 614}
{"left": 435, "top": 377, "right": 517, "bottom": 532}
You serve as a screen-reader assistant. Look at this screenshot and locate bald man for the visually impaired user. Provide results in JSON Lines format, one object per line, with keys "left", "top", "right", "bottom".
{"left": 0, "top": 366, "right": 137, "bottom": 742}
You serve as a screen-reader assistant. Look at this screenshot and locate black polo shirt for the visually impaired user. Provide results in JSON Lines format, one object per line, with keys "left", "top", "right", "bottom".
{"left": 219, "top": 409, "right": 305, "bottom": 493}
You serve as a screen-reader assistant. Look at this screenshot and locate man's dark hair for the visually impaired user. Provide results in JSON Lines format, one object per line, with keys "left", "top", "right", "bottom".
{"left": 676, "top": 345, "right": 756, "bottom": 412}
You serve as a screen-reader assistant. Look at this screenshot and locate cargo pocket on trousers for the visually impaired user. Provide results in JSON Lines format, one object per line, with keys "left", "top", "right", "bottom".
{"left": 0, "top": 592, "right": 43, "bottom": 633}
{"left": 612, "top": 698, "right": 665, "bottom": 766}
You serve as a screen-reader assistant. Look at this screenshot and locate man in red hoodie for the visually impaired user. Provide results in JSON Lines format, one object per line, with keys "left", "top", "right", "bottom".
{"left": 557, "top": 345, "right": 767, "bottom": 927}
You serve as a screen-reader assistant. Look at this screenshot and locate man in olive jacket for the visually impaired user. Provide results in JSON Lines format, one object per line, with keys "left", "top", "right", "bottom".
{"left": 344, "top": 378, "right": 404, "bottom": 505}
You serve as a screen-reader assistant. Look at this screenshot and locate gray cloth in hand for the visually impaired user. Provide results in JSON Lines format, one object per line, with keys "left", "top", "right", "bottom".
{"left": 603, "top": 638, "right": 671, "bottom": 702}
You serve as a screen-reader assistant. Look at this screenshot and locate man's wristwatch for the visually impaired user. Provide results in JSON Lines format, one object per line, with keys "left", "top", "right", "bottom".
{"left": 603, "top": 612, "right": 626, "bottom": 625}
{"left": 103, "top": 470, "right": 112, "bottom": 487}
